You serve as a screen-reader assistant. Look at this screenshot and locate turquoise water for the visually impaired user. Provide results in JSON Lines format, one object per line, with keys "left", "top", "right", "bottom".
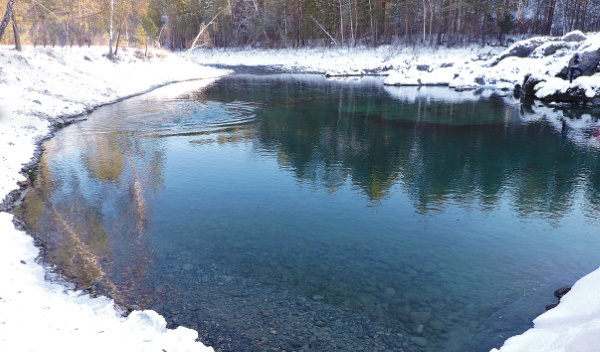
{"left": 15, "top": 75, "right": 600, "bottom": 352}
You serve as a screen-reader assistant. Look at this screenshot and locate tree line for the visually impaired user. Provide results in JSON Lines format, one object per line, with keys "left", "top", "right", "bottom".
{"left": 1, "top": 0, "right": 600, "bottom": 52}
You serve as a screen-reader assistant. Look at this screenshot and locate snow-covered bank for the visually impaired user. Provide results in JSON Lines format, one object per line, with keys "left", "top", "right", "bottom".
{"left": 491, "top": 268, "right": 600, "bottom": 352}
{"left": 193, "top": 31, "right": 600, "bottom": 102}
{"left": 0, "top": 45, "right": 227, "bottom": 352}
{"left": 192, "top": 44, "right": 505, "bottom": 80}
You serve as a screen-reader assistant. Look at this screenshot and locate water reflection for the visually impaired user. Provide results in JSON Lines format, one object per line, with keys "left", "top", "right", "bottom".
{"left": 197, "top": 75, "right": 600, "bottom": 220}
{"left": 16, "top": 101, "right": 169, "bottom": 300}
{"left": 13, "top": 75, "right": 600, "bottom": 352}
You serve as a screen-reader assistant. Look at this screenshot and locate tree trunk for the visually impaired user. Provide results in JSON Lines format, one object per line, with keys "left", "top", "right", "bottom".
{"left": 338, "top": 0, "right": 344, "bottom": 46}
{"left": 114, "top": 30, "right": 122, "bottom": 56}
{"left": 368, "top": 0, "right": 374, "bottom": 45}
{"left": 0, "top": 0, "right": 15, "bottom": 41}
{"left": 580, "top": 0, "right": 589, "bottom": 31}
{"left": 422, "top": 0, "right": 426, "bottom": 43}
{"left": 545, "top": 0, "right": 556, "bottom": 35}
{"left": 11, "top": 11, "right": 21, "bottom": 51}
{"left": 108, "top": 0, "right": 114, "bottom": 57}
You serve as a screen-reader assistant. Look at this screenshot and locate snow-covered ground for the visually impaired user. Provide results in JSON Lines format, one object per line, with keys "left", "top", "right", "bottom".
{"left": 0, "top": 35, "right": 599, "bottom": 352}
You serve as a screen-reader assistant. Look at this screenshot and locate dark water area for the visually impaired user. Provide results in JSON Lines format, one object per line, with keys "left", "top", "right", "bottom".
{"left": 14, "top": 75, "right": 600, "bottom": 352}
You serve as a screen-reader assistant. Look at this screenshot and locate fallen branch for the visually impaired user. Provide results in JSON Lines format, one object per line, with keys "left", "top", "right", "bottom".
{"left": 310, "top": 15, "right": 338, "bottom": 46}
{"left": 185, "top": 8, "right": 226, "bottom": 58}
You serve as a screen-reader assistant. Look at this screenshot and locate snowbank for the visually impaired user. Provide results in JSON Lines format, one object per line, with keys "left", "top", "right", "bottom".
{"left": 193, "top": 31, "right": 600, "bottom": 101}
{"left": 0, "top": 45, "right": 227, "bottom": 352}
{"left": 491, "top": 267, "right": 600, "bottom": 352}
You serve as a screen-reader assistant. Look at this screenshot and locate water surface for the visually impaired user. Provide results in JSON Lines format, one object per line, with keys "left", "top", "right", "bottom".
{"left": 15, "top": 75, "right": 600, "bottom": 352}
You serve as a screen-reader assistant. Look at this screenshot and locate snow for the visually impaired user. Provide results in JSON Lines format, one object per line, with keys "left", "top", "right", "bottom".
{"left": 1, "top": 32, "right": 600, "bottom": 351}
{"left": 490, "top": 268, "right": 600, "bottom": 352}
{"left": 192, "top": 32, "right": 600, "bottom": 97}
{"left": 534, "top": 76, "right": 599, "bottom": 99}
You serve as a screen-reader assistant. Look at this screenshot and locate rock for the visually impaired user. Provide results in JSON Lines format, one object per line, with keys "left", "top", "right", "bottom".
{"left": 530, "top": 41, "right": 573, "bottom": 58}
{"left": 548, "top": 102, "right": 574, "bottom": 108}
{"left": 384, "top": 287, "right": 396, "bottom": 297}
{"left": 521, "top": 74, "right": 546, "bottom": 96}
{"left": 489, "top": 37, "right": 552, "bottom": 66}
{"left": 416, "top": 65, "right": 430, "bottom": 71}
{"left": 562, "top": 30, "right": 587, "bottom": 42}
{"left": 288, "top": 339, "right": 304, "bottom": 348}
{"left": 410, "top": 311, "right": 431, "bottom": 325}
{"left": 315, "top": 320, "right": 327, "bottom": 327}
{"left": 195, "top": 309, "right": 210, "bottom": 321}
{"left": 513, "top": 84, "right": 522, "bottom": 98}
{"left": 543, "top": 86, "right": 589, "bottom": 103}
{"left": 554, "top": 287, "right": 571, "bottom": 299}
{"left": 410, "top": 336, "right": 429, "bottom": 347}
{"left": 312, "top": 294, "right": 324, "bottom": 301}
{"left": 429, "top": 319, "right": 446, "bottom": 331}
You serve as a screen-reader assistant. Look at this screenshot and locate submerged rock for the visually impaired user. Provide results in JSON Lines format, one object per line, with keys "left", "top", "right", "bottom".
{"left": 429, "top": 319, "right": 446, "bottom": 331}
{"left": 410, "top": 311, "right": 431, "bottom": 325}
{"left": 410, "top": 336, "right": 429, "bottom": 347}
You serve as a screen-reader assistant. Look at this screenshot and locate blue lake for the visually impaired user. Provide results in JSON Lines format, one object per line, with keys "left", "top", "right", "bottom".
{"left": 15, "top": 75, "right": 600, "bottom": 352}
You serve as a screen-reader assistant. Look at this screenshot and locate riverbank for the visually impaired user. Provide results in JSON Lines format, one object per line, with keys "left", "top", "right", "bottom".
{"left": 192, "top": 31, "right": 600, "bottom": 105}
{"left": 0, "top": 45, "right": 228, "bottom": 352}
{"left": 1, "top": 40, "right": 600, "bottom": 352}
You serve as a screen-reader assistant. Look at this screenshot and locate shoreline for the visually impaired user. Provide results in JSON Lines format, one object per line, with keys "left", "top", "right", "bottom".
{"left": 0, "top": 45, "right": 228, "bottom": 352}
{"left": 0, "top": 76, "right": 227, "bottom": 214}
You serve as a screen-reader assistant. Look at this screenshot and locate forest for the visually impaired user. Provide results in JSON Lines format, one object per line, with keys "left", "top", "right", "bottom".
{"left": 1, "top": 0, "right": 600, "bottom": 52}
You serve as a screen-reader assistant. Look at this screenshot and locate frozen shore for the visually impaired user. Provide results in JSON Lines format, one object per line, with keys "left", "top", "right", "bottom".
{"left": 0, "top": 38, "right": 599, "bottom": 352}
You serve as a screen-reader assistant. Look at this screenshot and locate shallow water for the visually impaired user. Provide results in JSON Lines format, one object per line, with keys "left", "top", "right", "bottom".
{"left": 15, "top": 75, "right": 600, "bottom": 352}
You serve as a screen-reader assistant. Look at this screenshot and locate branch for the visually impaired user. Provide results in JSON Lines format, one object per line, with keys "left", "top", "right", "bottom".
{"left": 310, "top": 15, "right": 338, "bottom": 46}
{"left": 185, "top": 8, "right": 226, "bottom": 58}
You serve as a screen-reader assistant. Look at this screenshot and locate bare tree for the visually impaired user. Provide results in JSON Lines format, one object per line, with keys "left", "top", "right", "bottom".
{"left": 0, "top": 0, "right": 15, "bottom": 41}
